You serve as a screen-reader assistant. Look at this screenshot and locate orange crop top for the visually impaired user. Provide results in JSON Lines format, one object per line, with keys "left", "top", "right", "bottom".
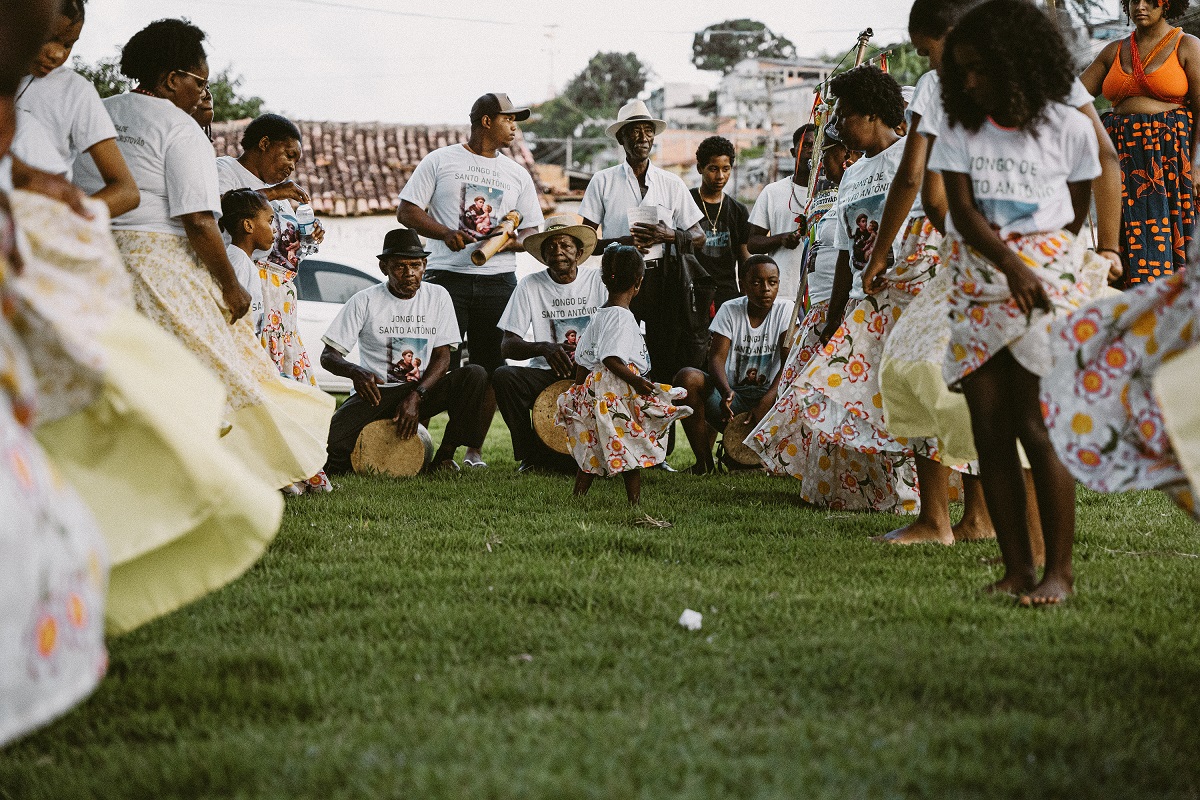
{"left": 1102, "top": 27, "right": 1189, "bottom": 106}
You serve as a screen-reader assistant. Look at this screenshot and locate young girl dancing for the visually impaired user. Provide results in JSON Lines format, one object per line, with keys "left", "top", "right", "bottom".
{"left": 557, "top": 244, "right": 691, "bottom": 505}
{"left": 932, "top": 0, "right": 1102, "bottom": 605}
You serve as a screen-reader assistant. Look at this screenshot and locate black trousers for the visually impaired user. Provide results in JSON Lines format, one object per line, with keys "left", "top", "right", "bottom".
{"left": 422, "top": 271, "right": 516, "bottom": 374}
{"left": 324, "top": 364, "right": 488, "bottom": 474}
{"left": 631, "top": 264, "right": 689, "bottom": 383}
{"left": 492, "top": 365, "right": 577, "bottom": 468}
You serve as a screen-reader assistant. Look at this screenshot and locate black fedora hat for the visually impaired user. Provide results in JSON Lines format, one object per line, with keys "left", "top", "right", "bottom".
{"left": 378, "top": 228, "right": 431, "bottom": 259}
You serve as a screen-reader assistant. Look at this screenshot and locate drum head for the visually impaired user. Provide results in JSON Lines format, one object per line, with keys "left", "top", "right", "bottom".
{"left": 351, "top": 420, "right": 433, "bottom": 477}
{"left": 722, "top": 412, "right": 761, "bottom": 467}
{"left": 532, "top": 379, "right": 574, "bottom": 455}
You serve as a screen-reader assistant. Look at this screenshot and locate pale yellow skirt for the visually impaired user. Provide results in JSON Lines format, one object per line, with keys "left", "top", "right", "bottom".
{"left": 113, "top": 229, "right": 334, "bottom": 489}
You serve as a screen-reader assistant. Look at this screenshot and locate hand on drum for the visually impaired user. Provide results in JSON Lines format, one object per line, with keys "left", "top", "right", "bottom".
{"left": 541, "top": 342, "right": 575, "bottom": 378}
{"left": 353, "top": 367, "right": 384, "bottom": 406}
{"left": 719, "top": 390, "right": 736, "bottom": 427}
{"left": 393, "top": 390, "right": 422, "bottom": 439}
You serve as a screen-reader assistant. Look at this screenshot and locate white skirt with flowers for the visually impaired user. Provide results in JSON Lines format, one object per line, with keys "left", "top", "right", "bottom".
{"left": 556, "top": 366, "right": 692, "bottom": 477}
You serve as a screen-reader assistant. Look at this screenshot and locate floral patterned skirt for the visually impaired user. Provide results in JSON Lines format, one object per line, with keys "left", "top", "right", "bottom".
{"left": 747, "top": 302, "right": 920, "bottom": 513}
{"left": 1103, "top": 108, "right": 1194, "bottom": 287}
{"left": 943, "top": 230, "right": 1091, "bottom": 389}
{"left": 258, "top": 262, "right": 331, "bottom": 493}
{"left": 1041, "top": 266, "right": 1200, "bottom": 518}
{"left": 556, "top": 367, "right": 691, "bottom": 477}
{"left": 0, "top": 228, "right": 108, "bottom": 747}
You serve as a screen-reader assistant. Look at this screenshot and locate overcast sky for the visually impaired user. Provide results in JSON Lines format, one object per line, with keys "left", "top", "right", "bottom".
{"left": 71, "top": 0, "right": 1122, "bottom": 124}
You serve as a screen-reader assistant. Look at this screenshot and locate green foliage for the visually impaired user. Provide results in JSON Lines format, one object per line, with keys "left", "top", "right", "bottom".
{"left": 209, "top": 67, "right": 265, "bottom": 122}
{"left": 692, "top": 19, "right": 797, "bottom": 75}
{"left": 879, "top": 42, "right": 931, "bottom": 89}
{"left": 2, "top": 418, "right": 1200, "bottom": 798}
{"left": 70, "top": 55, "right": 130, "bottom": 99}
{"left": 71, "top": 57, "right": 264, "bottom": 121}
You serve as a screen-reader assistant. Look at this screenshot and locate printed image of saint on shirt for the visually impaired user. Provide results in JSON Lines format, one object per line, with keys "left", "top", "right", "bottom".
{"left": 844, "top": 194, "right": 889, "bottom": 272}
{"left": 460, "top": 184, "right": 504, "bottom": 236}
{"left": 551, "top": 315, "right": 592, "bottom": 360}
{"left": 733, "top": 352, "right": 772, "bottom": 388}
{"left": 385, "top": 336, "right": 429, "bottom": 384}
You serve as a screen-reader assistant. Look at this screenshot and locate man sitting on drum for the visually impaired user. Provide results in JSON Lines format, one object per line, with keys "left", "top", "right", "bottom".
{"left": 673, "top": 256, "right": 793, "bottom": 474}
{"left": 320, "top": 229, "right": 489, "bottom": 474}
{"left": 493, "top": 214, "right": 605, "bottom": 474}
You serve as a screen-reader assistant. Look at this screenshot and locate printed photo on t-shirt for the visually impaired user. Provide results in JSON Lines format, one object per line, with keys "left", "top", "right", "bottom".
{"left": 385, "top": 336, "right": 429, "bottom": 384}
{"left": 847, "top": 195, "right": 888, "bottom": 272}
{"left": 551, "top": 315, "right": 593, "bottom": 360}
{"left": 270, "top": 202, "right": 302, "bottom": 270}
{"left": 460, "top": 184, "right": 504, "bottom": 235}
{"left": 733, "top": 353, "right": 773, "bottom": 388}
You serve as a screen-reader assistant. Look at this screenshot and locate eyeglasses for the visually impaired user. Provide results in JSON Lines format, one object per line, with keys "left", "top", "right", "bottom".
{"left": 175, "top": 69, "right": 209, "bottom": 91}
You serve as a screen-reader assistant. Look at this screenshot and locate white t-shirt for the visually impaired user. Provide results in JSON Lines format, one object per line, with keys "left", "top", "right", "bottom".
{"left": 74, "top": 93, "right": 220, "bottom": 236}
{"left": 216, "top": 155, "right": 304, "bottom": 268}
{"left": 579, "top": 160, "right": 704, "bottom": 248}
{"left": 397, "top": 144, "right": 544, "bottom": 275}
{"left": 574, "top": 305, "right": 650, "bottom": 375}
{"left": 498, "top": 266, "right": 608, "bottom": 370}
{"left": 226, "top": 244, "right": 265, "bottom": 334}
{"left": 927, "top": 103, "right": 1101, "bottom": 237}
{"left": 322, "top": 282, "right": 460, "bottom": 389}
{"left": 833, "top": 138, "right": 915, "bottom": 274}
{"left": 15, "top": 68, "right": 117, "bottom": 180}
{"left": 709, "top": 295, "right": 795, "bottom": 390}
{"left": 917, "top": 72, "right": 1094, "bottom": 139}
{"left": 10, "top": 112, "right": 66, "bottom": 175}
{"left": 747, "top": 177, "right": 811, "bottom": 303}
{"left": 804, "top": 184, "right": 865, "bottom": 305}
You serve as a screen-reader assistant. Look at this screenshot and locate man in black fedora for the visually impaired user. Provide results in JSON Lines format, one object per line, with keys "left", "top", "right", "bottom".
{"left": 320, "top": 228, "right": 489, "bottom": 474}
{"left": 397, "top": 92, "right": 545, "bottom": 468}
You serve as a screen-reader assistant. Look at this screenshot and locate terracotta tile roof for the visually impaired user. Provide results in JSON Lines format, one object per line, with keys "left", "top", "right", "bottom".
{"left": 210, "top": 120, "right": 554, "bottom": 218}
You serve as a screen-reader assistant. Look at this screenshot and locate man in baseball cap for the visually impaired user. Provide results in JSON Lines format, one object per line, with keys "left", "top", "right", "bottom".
{"left": 469, "top": 92, "right": 531, "bottom": 123}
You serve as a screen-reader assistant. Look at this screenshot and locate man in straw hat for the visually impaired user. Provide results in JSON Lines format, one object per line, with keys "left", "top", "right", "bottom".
{"left": 579, "top": 98, "right": 705, "bottom": 382}
{"left": 494, "top": 214, "right": 605, "bottom": 474}
{"left": 397, "top": 92, "right": 545, "bottom": 468}
{"left": 320, "top": 228, "right": 488, "bottom": 475}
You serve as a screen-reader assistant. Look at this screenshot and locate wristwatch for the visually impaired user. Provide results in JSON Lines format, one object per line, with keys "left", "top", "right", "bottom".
{"left": 412, "top": 385, "right": 427, "bottom": 398}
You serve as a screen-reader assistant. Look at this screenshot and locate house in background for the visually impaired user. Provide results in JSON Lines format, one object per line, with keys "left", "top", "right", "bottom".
{"left": 717, "top": 56, "right": 836, "bottom": 134}
{"left": 210, "top": 120, "right": 555, "bottom": 218}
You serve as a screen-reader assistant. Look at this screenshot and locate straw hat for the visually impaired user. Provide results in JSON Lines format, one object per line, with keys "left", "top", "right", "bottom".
{"left": 532, "top": 380, "right": 574, "bottom": 455}
{"left": 523, "top": 214, "right": 599, "bottom": 267}
{"left": 351, "top": 420, "right": 433, "bottom": 477}
{"left": 606, "top": 98, "right": 667, "bottom": 140}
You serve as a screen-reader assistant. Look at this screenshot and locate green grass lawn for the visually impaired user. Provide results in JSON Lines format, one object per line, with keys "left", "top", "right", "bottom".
{"left": 3, "top": 417, "right": 1200, "bottom": 799}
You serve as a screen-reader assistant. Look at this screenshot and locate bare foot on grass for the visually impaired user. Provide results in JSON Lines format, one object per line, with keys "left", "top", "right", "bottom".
{"left": 984, "top": 573, "right": 1037, "bottom": 597}
{"left": 952, "top": 514, "right": 996, "bottom": 542}
{"left": 873, "top": 520, "right": 954, "bottom": 545}
{"left": 1019, "top": 573, "right": 1073, "bottom": 607}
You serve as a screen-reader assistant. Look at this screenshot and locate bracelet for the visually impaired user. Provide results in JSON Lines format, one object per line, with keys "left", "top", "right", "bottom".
{"left": 1095, "top": 247, "right": 1122, "bottom": 258}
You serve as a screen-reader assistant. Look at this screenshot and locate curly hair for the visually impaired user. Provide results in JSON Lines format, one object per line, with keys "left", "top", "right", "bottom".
{"left": 941, "top": 0, "right": 1073, "bottom": 132}
{"left": 600, "top": 243, "right": 645, "bottom": 293}
{"left": 908, "top": 0, "right": 980, "bottom": 39}
{"left": 219, "top": 188, "right": 271, "bottom": 235}
{"left": 240, "top": 113, "right": 302, "bottom": 150}
{"left": 1127, "top": 0, "right": 1191, "bottom": 20}
{"left": 61, "top": 0, "right": 86, "bottom": 23}
{"left": 828, "top": 65, "right": 905, "bottom": 129}
{"left": 120, "top": 18, "right": 207, "bottom": 87}
{"left": 695, "top": 135, "right": 735, "bottom": 169}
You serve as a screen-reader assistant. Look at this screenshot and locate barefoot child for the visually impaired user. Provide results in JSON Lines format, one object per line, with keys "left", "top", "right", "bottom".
{"left": 219, "top": 188, "right": 269, "bottom": 336}
{"left": 931, "top": 0, "right": 1102, "bottom": 604}
{"left": 674, "top": 256, "right": 792, "bottom": 474}
{"left": 557, "top": 244, "right": 692, "bottom": 505}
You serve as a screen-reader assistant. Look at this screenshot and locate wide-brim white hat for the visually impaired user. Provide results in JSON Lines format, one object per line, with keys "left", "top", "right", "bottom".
{"left": 606, "top": 98, "right": 667, "bottom": 140}
{"left": 524, "top": 214, "right": 599, "bottom": 266}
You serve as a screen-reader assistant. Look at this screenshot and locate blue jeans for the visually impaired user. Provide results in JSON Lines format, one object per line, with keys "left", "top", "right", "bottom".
{"left": 703, "top": 381, "right": 768, "bottom": 426}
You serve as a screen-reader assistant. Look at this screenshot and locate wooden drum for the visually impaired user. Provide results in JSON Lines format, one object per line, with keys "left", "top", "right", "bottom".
{"left": 351, "top": 420, "right": 434, "bottom": 477}
{"left": 721, "top": 412, "right": 761, "bottom": 468}
{"left": 532, "top": 379, "right": 574, "bottom": 455}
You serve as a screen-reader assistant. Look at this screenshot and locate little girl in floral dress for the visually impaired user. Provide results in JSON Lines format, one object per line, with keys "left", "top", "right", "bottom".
{"left": 557, "top": 244, "right": 691, "bottom": 505}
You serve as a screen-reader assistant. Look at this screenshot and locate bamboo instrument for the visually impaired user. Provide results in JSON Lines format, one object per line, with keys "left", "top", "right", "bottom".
{"left": 471, "top": 210, "right": 522, "bottom": 266}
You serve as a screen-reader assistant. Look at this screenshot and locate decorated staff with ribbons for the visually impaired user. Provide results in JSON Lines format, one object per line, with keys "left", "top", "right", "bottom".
{"left": 397, "top": 92, "right": 545, "bottom": 469}
{"left": 579, "top": 99, "right": 706, "bottom": 382}
{"left": 494, "top": 214, "right": 605, "bottom": 474}
{"left": 320, "top": 229, "right": 488, "bottom": 476}
{"left": 746, "top": 124, "right": 817, "bottom": 305}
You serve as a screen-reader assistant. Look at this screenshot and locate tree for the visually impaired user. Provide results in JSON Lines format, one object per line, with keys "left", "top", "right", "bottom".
{"left": 524, "top": 51, "right": 650, "bottom": 154}
{"left": 72, "top": 57, "right": 265, "bottom": 121}
{"left": 876, "top": 42, "right": 930, "bottom": 88}
{"left": 692, "top": 19, "right": 797, "bottom": 75}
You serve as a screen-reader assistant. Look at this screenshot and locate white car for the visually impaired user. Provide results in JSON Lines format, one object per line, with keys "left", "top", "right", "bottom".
{"left": 295, "top": 257, "right": 382, "bottom": 393}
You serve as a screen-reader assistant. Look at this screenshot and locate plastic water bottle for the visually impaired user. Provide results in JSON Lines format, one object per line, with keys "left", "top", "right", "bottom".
{"left": 296, "top": 203, "right": 318, "bottom": 259}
